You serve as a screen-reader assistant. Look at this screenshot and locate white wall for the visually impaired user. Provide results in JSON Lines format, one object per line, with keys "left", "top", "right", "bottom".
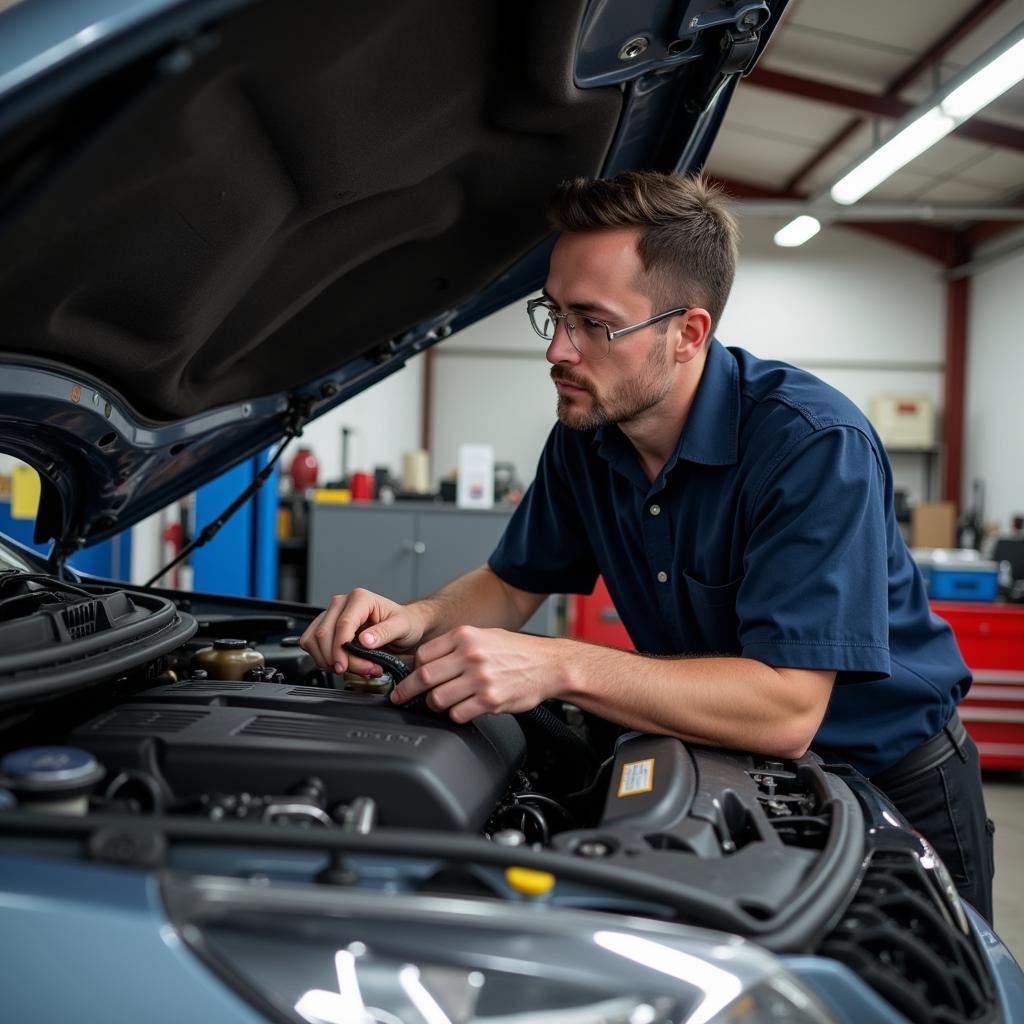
{"left": 430, "top": 303, "right": 555, "bottom": 488}
{"left": 964, "top": 236, "right": 1024, "bottom": 532}
{"left": 288, "top": 356, "right": 426, "bottom": 485}
{"left": 429, "top": 218, "right": 947, "bottom": 503}
{"left": 720, "top": 219, "right": 945, "bottom": 411}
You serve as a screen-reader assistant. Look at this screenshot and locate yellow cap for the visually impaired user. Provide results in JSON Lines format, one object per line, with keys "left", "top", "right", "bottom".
{"left": 313, "top": 488, "right": 351, "bottom": 503}
{"left": 505, "top": 866, "right": 556, "bottom": 897}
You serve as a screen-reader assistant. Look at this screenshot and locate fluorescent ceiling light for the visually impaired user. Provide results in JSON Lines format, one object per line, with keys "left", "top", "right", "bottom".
{"left": 831, "top": 108, "right": 955, "bottom": 205}
{"left": 830, "top": 25, "right": 1024, "bottom": 206}
{"left": 773, "top": 215, "right": 821, "bottom": 247}
{"left": 941, "top": 37, "right": 1024, "bottom": 119}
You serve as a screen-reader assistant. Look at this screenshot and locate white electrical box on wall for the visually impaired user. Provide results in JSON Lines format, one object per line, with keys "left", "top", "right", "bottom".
{"left": 868, "top": 394, "right": 935, "bottom": 449}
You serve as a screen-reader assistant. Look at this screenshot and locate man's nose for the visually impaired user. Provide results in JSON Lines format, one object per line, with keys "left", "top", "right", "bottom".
{"left": 545, "top": 319, "right": 580, "bottom": 365}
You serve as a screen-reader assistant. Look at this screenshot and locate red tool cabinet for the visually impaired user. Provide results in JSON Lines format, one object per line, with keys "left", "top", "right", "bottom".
{"left": 571, "top": 583, "right": 1024, "bottom": 772}
{"left": 932, "top": 601, "right": 1024, "bottom": 772}
{"left": 568, "top": 577, "right": 633, "bottom": 651}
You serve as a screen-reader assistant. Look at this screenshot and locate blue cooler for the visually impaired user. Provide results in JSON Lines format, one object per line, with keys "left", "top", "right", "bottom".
{"left": 912, "top": 548, "right": 1000, "bottom": 602}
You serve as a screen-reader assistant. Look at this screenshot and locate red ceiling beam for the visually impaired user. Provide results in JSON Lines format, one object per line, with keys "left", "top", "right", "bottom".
{"left": 966, "top": 192, "right": 1024, "bottom": 246}
{"left": 774, "top": 0, "right": 1011, "bottom": 192}
{"left": 744, "top": 67, "right": 1024, "bottom": 154}
{"left": 843, "top": 222, "right": 960, "bottom": 265}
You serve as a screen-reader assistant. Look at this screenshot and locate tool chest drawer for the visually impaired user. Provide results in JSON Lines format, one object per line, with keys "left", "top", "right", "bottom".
{"left": 933, "top": 601, "right": 1024, "bottom": 771}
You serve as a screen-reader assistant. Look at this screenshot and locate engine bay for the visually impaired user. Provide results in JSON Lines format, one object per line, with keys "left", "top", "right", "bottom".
{"left": 0, "top": 572, "right": 866, "bottom": 945}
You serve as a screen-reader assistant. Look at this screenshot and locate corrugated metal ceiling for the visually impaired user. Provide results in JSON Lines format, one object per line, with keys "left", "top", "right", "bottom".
{"left": 707, "top": 0, "right": 1024, "bottom": 205}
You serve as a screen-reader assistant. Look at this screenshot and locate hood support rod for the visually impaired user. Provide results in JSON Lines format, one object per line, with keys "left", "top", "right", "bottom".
{"left": 143, "top": 399, "right": 310, "bottom": 588}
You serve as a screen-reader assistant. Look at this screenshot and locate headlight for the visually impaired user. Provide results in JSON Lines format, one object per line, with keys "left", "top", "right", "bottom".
{"left": 164, "top": 875, "right": 837, "bottom": 1024}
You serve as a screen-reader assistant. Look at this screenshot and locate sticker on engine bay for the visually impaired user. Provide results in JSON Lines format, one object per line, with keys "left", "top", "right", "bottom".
{"left": 617, "top": 758, "right": 654, "bottom": 797}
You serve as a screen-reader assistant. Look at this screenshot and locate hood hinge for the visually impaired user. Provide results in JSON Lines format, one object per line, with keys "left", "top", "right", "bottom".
{"left": 48, "top": 535, "right": 84, "bottom": 580}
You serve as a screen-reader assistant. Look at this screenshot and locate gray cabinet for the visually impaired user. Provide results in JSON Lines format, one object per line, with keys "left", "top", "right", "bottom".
{"left": 308, "top": 502, "right": 556, "bottom": 634}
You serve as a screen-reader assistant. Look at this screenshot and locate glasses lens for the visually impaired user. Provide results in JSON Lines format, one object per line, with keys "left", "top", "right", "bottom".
{"left": 529, "top": 302, "right": 557, "bottom": 340}
{"left": 527, "top": 302, "right": 611, "bottom": 359}
{"left": 573, "top": 318, "right": 611, "bottom": 360}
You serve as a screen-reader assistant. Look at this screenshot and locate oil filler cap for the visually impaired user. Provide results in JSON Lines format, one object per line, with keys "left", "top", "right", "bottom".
{"left": 505, "top": 866, "right": 556, "bottom": 897}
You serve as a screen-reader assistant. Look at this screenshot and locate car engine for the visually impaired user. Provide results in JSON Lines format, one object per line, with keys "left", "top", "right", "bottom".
{"left": 0, "top": 572, "right": 854, "bottom": 887}
{"left": 0, "top": 573, "right": 1001, "bottom": 1024}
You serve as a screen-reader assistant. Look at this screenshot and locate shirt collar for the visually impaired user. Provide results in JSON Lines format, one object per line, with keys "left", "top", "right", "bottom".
{"left": 672, "top": 336, "right": 740, "bottom": 468}
{"left": 593, "top": 337, "right": 740, "bottom": 476}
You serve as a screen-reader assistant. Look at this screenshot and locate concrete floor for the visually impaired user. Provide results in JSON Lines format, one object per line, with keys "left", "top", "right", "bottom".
{"left": 985, "top": 773, "right": 1024, "bottom": 960}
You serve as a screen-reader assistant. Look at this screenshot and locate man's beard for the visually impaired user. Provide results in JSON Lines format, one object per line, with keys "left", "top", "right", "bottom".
{"left": 553, "top": 335, "right": 672, "bottom": 431}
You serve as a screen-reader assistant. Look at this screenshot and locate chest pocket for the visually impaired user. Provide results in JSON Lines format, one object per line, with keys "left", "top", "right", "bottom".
{"left": 681, "top": 571, "right": 742, "bottom": 654}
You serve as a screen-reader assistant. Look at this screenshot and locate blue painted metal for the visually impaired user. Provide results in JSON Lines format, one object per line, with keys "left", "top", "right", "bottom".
{"left": 0, "top": 0, "right": 250, "bottom": 131}
{"left": 0, "top": 853, "right": 265, "bottom": 1024}
{"left": 784, "top": 955, "right": 923, "bottom": 1024}
{"left": 252, "top": 448, "right": 280, "bottom": 601}
{"left": 191, "top": 448, "right": 277, "bottom": 599}
{"left": 964, "top": 903, "right": 1024, "bottom": 1014}
{"left": 193, "top": 459, "right": 252, "bottom": 597}
{"left": 0, "top": 499, "right": 131, "bottom": 580}
{"left": 573, "top": 0, "right": 770, "bottom": 88}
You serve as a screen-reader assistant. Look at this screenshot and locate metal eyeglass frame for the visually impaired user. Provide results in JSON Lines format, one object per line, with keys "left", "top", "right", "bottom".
{"left": 526, "top": 297, "right": 688, "bottom": 359}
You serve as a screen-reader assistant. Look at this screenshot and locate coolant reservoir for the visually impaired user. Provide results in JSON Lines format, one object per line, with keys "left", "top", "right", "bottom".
{"left": 191, "top": 638, "right": 265, "bottom": 680}
{"left": 0, "top": 746, "right": 105, "bottom": 815}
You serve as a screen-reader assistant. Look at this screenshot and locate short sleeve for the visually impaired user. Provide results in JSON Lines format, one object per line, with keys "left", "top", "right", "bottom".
{"left": 737, "top": 425, "right": 891, "bottom": 680}
{"left": 488, "top": 427, "right": 599, "bottom": 595}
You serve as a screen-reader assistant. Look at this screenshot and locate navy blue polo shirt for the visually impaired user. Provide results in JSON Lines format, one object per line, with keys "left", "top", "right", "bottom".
{"left": 488, "top": 338, "right": 971, "bottom": 776}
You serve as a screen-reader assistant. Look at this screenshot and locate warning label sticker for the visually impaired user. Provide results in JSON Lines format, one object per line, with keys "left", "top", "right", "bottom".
{"left": 617, "top": 758, "right": 655, "bottom": 797}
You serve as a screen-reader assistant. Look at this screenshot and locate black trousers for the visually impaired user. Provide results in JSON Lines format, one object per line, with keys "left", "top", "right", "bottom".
{"left": 869, "top": 715, "right": 995, "bottom": 924}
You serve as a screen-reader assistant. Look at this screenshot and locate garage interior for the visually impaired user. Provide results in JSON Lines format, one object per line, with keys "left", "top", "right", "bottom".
{"left": 1, "top": 0, "right": 1022, "bottom": 963}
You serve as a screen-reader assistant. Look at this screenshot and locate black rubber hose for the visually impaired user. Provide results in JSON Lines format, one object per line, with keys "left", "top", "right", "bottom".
{"left": 343, "top": 641, "right": 410, "bottom": 681}
{"left": 345, "top": 641, "right": 599, "bottom": 785}
{"left": 518, "top": 703, "right": 600, "bottom": 786}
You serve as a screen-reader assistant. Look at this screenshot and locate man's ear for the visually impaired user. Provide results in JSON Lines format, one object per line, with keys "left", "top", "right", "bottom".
{"left": 673, "top": 308, "right": 712, "bottom": 364}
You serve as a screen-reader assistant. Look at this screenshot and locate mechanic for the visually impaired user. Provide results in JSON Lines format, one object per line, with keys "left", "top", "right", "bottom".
{"left": 300, "top": 171, "right": 994, "bottom": 921}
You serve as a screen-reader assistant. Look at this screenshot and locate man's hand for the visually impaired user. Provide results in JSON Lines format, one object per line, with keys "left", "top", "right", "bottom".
{"left": 300, "top": 588, "right": 426, "bottom": 677}
{"left": 390, "top": 626, "right": 562, "bottom": 722}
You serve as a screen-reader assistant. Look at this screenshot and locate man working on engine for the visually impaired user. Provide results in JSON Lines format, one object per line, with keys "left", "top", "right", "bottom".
{"left": 300, "top": 172, "right": 993, "bottom": 920}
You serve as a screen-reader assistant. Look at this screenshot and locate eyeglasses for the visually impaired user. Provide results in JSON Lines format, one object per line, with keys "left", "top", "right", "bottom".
{"left": 526, "top": 298, "right": 688, "bottom": 361}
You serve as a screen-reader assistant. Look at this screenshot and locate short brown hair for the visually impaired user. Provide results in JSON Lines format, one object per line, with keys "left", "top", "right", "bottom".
{"left": 546, "top": 171, "right": 739, "bottom": 333}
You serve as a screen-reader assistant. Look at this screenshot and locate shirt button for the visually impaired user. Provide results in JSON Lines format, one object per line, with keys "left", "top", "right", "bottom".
{"left": 656, "top": 571, "right": 669, "bottom": 583}
{"left": 650, "top": 504, "right": 661, "bottom": 516}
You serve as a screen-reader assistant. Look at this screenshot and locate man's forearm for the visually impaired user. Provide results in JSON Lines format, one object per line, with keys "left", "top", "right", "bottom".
{"left": 410, "top": 566, "right": 545, "bottom": 640}
{"left": 555, "top": 641, "right": 834, "bottom": 759}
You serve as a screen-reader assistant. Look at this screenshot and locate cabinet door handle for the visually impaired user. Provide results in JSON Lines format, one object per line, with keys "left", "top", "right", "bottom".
{"left": 402, "top": 540, "right": 427, "bottom": 555}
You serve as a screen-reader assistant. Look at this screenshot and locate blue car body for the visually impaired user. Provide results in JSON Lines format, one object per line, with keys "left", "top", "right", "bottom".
{"left": 0, "top": 1, "right": 1021, "bottom": 1022}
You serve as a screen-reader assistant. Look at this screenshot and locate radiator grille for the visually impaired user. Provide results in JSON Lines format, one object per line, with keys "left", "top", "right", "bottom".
{"left": 818, "top": 850, "right": 998, "bottom": 1024}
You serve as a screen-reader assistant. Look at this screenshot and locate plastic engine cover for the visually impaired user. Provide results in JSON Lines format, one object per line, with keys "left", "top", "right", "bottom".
{"left": 70, "top": 681, "right": 526, "bottom": 831}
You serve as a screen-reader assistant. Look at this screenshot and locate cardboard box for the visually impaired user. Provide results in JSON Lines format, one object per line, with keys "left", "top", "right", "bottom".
{"left": 911, "top": 502, "right": 957, "bottom": 549}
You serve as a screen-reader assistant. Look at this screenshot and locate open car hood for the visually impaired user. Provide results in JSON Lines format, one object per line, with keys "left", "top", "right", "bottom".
{"left": 0, "top": 0, "right": 786, "bottom": 557}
